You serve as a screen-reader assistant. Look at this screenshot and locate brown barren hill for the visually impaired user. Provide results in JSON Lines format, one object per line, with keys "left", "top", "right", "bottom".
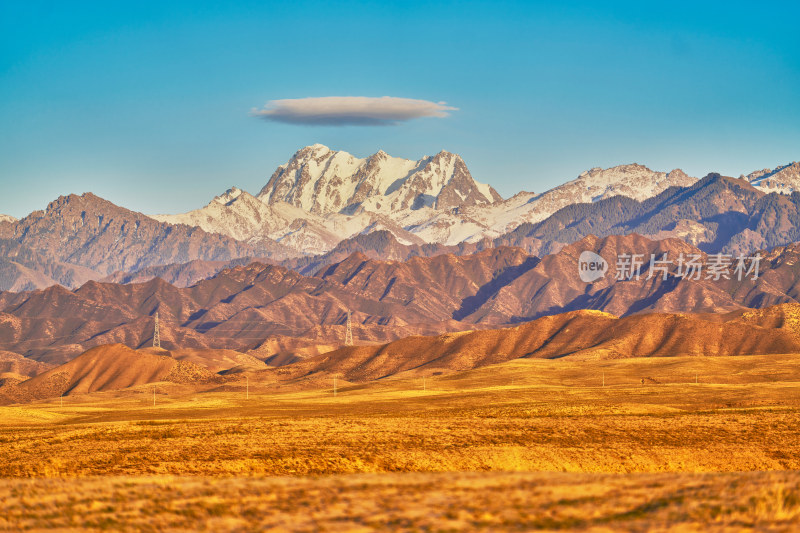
{"left": 11, "top": 233, "right": 800, "bottom": 364}
{"left": 0, "top": 350, "right": 53, "bottom": 377}
{"left": 286, "top": 307, "right": 800, "bottom": 382}
{"left": 0, "top": 372, "right": 28, "bottom": 387}
{"left": 0, "top": 344, "right": 214, "bottom": 404}
{"left": 167, "top": 348, "right": 268, "bottom": 374}
{"left": 248, "top": 336, "right": 338, "bottom": 366}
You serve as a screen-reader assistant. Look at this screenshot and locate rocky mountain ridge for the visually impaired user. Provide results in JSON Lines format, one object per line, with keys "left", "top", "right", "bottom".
{"left": 746, "top": 161, "right": 800, "bottom": 193}
{"left": 5, "top": 234, "right": 800, "bottom": 365}
{"left": 0, "top": 193, "right": 294, "bottom": 291}
{"left": 1, "top": 148, "right": 797, "bottom": 293}
{"left": 258, "top": 144, "right": 502, "bottom": 214}
{"left": 154, "top": 145, "right": 699, "bottom": 254}
{"left": 496, "top": 173, "right": 800, "bottom": 257}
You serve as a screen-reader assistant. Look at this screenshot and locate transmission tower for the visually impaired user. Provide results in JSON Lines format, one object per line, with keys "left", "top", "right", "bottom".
{"left": 153, "top": 311, "right": 161, "bottom": 348}
{"left": 344, "top": 310, "right": 353, "bottom": 346}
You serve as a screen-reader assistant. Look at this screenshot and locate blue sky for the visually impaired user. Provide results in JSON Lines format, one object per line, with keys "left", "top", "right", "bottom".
{"left": 1, "top": 1, "right": 798, "bottom": 218}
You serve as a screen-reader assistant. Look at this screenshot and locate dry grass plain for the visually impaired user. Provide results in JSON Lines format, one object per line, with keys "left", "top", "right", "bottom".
{"left": 1, "top": 354, "right": 800, "bottom": 531}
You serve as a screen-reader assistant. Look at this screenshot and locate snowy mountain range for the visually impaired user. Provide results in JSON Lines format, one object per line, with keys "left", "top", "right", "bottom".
{"left": 0, "top": 144, "right": 798, "bottom": 292}
{"left": 154, "top": 145, "right": 701, "bottom": 254}
{"left": 745, "top": 162, "right": 800, "bottom": 194}
{"left": 259, "top": 144, "right": 502, "bottom": 213}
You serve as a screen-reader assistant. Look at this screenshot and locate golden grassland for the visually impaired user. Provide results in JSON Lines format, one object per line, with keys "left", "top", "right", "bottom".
{"left": 1, "top": 354, "right": 800, "bottom": 531}
{"left": 2, "top": 471, "right": 799, "bottom": 532}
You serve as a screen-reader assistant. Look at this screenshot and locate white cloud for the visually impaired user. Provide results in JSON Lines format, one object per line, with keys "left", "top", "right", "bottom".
{"left": 252, "top": 96, "right": 457, "bottom": 126}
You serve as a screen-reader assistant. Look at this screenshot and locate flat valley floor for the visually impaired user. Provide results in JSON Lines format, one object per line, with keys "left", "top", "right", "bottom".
{"left": 2, "top": 355, "right": 800, "bottom": 531}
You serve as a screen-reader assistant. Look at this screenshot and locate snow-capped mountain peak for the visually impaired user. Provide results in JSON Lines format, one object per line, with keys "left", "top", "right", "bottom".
{"left": 569, "top": 163, "right": 695, "bottom": 202}
{"left": 440, "top": 163, "right": 698, "bottom": 240}
{"left": 154, "top": 148, "right": 703, "bottom": 256}
{"left": 212, "top": 187, "right": 245, "bottom": 206}
{"left": 257, "top": 145, "right": 501, "bottom": 215}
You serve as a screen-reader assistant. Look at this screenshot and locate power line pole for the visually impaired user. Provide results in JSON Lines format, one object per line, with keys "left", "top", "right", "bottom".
{"left": 153, "top": 311, "right": 161, "bottom": 349}
{"left": 345, "top": 310, "right": 353, "bottom": 346}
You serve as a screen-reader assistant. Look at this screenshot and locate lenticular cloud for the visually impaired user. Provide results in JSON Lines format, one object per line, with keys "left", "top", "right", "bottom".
{"left": 252, "top": 96, "right": 457, "bottom": 126}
